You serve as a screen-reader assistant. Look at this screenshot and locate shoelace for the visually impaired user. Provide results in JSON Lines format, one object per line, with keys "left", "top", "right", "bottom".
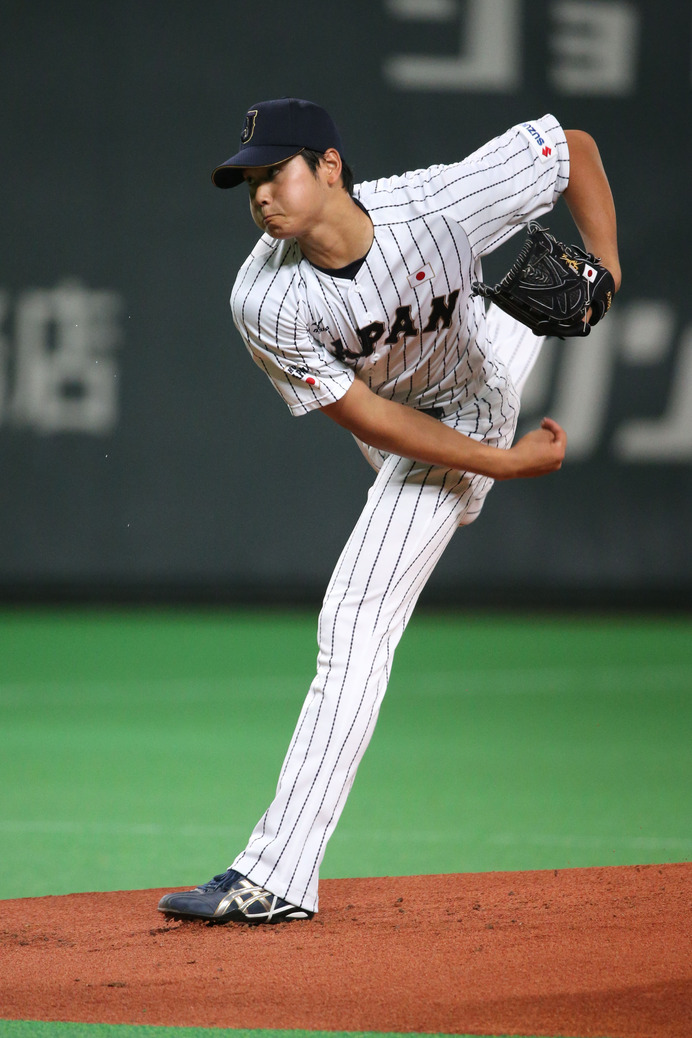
{"left": 198, "top": 869, "right": 240, "bottom": 893}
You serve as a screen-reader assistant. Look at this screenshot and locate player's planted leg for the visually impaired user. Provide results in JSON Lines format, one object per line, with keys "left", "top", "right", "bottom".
{"left": 157, "top": 868, "right": 313, "bottom": 924}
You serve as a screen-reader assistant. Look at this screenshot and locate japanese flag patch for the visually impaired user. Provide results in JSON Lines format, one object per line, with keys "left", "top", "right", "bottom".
{"left": 583, "top": 264, "right": 598, "bottom": 282}
{"left": 408, "top": 264, "right": 435, "bottom": 289}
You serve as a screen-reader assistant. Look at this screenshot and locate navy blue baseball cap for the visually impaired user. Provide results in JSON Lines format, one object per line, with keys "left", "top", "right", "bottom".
{"left": 212, "top": 97, "right": 344, "bottom": 189}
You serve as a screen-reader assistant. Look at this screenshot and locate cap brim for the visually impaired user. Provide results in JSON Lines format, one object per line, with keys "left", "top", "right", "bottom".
{"left": 211, "top": 145, "right": 304, "bottom": 188}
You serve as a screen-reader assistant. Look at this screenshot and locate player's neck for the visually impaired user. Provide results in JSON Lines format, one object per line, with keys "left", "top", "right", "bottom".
{"left": 298, "top": 196, "right": 373, "bottom": 270}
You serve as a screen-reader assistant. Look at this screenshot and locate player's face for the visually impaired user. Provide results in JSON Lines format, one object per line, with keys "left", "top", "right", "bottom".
{"left": 243, "top": 156, "right": 327, "bottom": 239}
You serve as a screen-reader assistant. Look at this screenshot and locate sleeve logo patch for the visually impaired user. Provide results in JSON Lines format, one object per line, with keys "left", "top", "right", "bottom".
{"left": 286, "top": 363, "right": 321, "bottom": 389}
{"left": 518, "top": 122, "right": 554, "bottom": 162}
{"left": 407, "top": 264, "right": 435, "bottom": 289}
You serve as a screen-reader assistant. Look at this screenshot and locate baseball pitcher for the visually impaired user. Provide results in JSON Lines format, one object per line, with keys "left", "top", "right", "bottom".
{"left": 158, "top": 97, "right": 620, "bottom": 925}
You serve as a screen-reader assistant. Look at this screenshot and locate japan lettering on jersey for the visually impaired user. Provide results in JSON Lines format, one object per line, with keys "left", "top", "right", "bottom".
{"left": 231, "top": 115, "right": 569, "bottom": 420}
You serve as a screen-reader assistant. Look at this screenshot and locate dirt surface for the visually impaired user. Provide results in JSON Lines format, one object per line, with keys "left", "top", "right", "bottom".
{"left": 1, "top": 863, "right": 691, "bottom": 1038}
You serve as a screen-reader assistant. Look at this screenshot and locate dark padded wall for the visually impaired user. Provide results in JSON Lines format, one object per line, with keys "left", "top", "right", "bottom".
{"left": 2, "top": 0, "right": 690, "bottom": 605}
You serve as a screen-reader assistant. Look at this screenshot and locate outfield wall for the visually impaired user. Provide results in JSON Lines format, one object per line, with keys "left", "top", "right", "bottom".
{"left": 2, "top": 1, "right": 690, "bottom": 605}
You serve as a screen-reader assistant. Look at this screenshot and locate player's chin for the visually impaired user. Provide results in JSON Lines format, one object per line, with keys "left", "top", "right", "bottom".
{"left": 251, "top": 212, "right": 283, "bottom": 237}
{"left": 263, "top": 221, "right": 292, "bottom": 240}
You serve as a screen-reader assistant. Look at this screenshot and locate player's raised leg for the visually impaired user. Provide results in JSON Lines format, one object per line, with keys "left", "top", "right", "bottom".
{"left": 487, "top": 301, "right": 547, "bottom": 399}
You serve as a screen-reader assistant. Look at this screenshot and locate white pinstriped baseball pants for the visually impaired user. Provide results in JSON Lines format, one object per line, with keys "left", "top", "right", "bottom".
{"left": 232, "top": 309, "right": 544, "bottom": 912}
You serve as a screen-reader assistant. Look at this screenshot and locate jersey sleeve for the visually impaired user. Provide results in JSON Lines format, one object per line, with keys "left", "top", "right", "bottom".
{"left": 360, "top": 114, "right": 569, "bottom": 260}
{"left": 454, "top": 114, "right": 569, "bottom": 256}
{"left": 231, "top": 243, "right": 355, "bottom": 416}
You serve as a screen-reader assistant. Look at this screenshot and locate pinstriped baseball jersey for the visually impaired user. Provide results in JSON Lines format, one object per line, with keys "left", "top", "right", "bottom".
{"left": 231, "top": 115, "right": 568, "bottom": 438}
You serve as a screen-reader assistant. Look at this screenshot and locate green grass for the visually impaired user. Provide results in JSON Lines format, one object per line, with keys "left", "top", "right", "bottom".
{"left": 1, "top": 608, "right": 691, "bottom": 899}
{"left": 0, "top": 1024, "right": 587, "bottom": 1038}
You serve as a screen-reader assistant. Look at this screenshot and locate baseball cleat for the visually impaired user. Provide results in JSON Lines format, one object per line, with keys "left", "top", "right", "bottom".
{"left": 157, "top": 868, "right": 313, "bottom": 924}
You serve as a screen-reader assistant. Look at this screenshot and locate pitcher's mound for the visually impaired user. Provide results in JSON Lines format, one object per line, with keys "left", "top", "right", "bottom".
{"left": 2, "top": 862, "right": 691, "bottom": 1038}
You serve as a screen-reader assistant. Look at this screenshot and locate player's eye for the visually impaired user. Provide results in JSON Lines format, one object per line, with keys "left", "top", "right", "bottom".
{"left": 245, "top": 168, "right": 278, "bottom": 189}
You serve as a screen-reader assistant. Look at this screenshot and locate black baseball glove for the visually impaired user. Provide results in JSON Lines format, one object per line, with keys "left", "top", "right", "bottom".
{"left": 472, "top": 222, "right": 615, "bottom": 338}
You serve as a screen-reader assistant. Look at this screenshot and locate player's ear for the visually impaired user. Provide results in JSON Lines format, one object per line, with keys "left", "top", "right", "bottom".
{"left": 321, "top": 148, "right": 343, "bottom": 186}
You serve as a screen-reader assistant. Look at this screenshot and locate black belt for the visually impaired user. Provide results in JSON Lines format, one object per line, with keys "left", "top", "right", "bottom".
{"left": 417, "top": 406, "right": 446, "bottom": 421}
